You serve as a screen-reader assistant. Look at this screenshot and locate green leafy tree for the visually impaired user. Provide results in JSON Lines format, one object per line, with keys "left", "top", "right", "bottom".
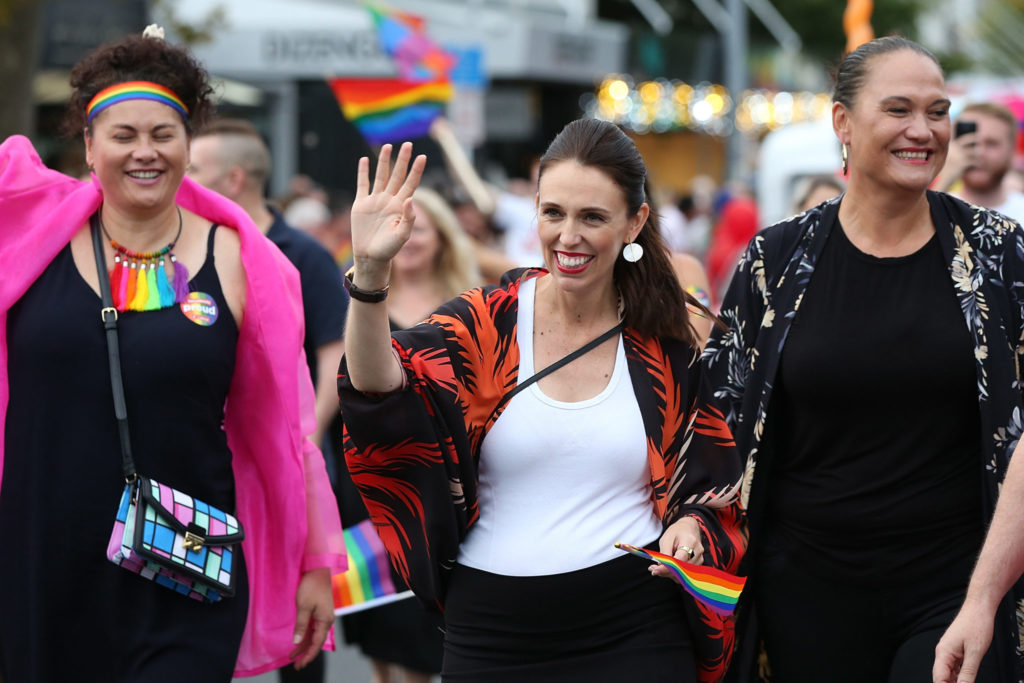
{"left": 970, "top": 0, "right": 1024, "bottom": 76}
{"left": 760, "top": 0, "right": 924, "bottom": 63}
{"left": 0, "top": 0, "right": 43, "bottom": 140}
{"left": 599, "top": 0, "right": 925, "bottom": 80}
{"left": 0, "top": 0, "right": 226, "bottom": 143}
{"left": 149, "top": 0, "right": 227, "bottom": 46}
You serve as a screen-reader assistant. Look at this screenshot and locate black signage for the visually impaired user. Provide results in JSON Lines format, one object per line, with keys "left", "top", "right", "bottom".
{"left": 553, "top": 34, "right": 594, "bottom": 65}
{"left": 262, "top": 31, "right": 384, "bottom": 65}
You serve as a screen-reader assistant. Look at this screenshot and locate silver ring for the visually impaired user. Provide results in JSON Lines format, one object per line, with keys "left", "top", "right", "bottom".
{"left": 680, "top": 545, "right": 695, "bottom": 559}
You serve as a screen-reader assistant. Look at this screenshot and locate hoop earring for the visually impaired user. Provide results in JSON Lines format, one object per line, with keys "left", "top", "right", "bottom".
{"left": 841, "top": 143, "right": 849, "bottom": 176}
{"left": 622, "top": 242, "right": 643, "bottom": 263}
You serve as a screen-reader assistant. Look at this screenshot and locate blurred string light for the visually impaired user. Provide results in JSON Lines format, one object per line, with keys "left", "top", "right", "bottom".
{"left": 584, "top": 75, "right": 832, "bottom": 135}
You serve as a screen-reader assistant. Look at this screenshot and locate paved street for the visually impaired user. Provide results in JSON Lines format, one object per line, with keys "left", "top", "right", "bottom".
{"left": 237, "top": 639, "right": 369, "bottom": 683}
{"left": 237, "top": 636, "right": 440, "bottom": 683}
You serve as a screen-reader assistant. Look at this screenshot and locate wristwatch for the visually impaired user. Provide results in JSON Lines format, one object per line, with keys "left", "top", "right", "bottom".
{"left": 343, "top": 266, "right": 390, "bottom": 303}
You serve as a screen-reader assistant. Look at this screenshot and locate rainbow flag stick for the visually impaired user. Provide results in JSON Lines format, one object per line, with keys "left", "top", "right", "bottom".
{"left": 615, "top": 542, "right": 746, "bottom": 616}
{"left": 334, "top": 589, "right": 415, "bottom": 617}
{"left": 332, "top": 519, "right": 416, "bottom": 616}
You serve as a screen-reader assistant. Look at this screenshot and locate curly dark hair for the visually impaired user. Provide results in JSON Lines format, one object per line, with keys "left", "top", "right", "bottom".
{"left": 62, "top": 34, "right": 215, "bottom": 136}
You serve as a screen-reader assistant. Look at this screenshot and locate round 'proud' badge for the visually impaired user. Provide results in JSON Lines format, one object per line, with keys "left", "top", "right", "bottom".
{"left": 180, "top": 291, "right": 219, "bottom": 326}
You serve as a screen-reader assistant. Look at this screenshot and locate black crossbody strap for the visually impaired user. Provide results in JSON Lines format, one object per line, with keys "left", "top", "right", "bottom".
{"left": 506, "top": 322, "right": 624, "bottom": 402}
{"left": 485, "top": 321, "right": 624, "bottom": 428}
{"left": 90, "top": 214, "right": 137, "bottom": 482}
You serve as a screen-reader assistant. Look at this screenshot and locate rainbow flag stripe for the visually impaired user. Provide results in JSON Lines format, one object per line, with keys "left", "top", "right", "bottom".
{"left": 86, "top": 80, "right": 189, "bottom": 122}
{"left": 615, "top": 542, "right": 746, "bottom": 616}
{"left": 332, "top": 519, "right": 414, "bottom": 616}
{"left": 329, "top": 78, "right": 451, "bottom": 146}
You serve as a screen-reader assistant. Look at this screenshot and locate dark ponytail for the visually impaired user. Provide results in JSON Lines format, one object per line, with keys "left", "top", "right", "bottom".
{"left": 539, "top": 118, "right": 702, "bottom": 346}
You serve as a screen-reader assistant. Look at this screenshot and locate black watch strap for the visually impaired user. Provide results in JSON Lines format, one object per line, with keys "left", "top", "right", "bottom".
{"left": 343, "top": 266, "right": 390, "bottom": 303}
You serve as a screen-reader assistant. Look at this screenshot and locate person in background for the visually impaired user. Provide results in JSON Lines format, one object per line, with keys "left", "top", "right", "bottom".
{"left": 790, "top": 174, "right": 845, "bottom": 214}
{"left": 338, "top": 119, "right": 745, "bottom": 682}
{"left": 338, "top": 185, "right": 480, "bottom": 683}
{"left": 703, "top": 36, "right": 1021, "bottom": 681}
{"left": 379, "top": 186, "right": 481, "bottom": 330}
{"left": 670, "top": 251, "right": 714, "bottom": 346}
{"left": 678, "top": 175, "right": 717, "bottom": 260}
{"left": 279, "top": 173, "right": 329, "bottom": 213}
{"left": 0, "top": 29, "right": 344, "bottom": 681}
{"left": 429, "top": 117, "right": 543, "bottom": 269}
{"left": 935, "top": 101, "right": 1024, "bottom": 222}
{"left": 188, "top": 118, "right": 349, "bottom": 683}
{"left": 704, "top": 185, "right": 759, "bottom": 307}
{"left": 654, "top": 186, "right": 690, "bottom": 253}
{"left": 645, "top": 181, "right": 714, "bottom": 346}
{"left": 284, "top": 195, "right": 332, "bottom": 236}
{"left": 189, "top": 119, "right": 347, "bottom": 456}
{"left": 1004, "top": 168, "right": 1024, "bottom": 195}
{"left": 298, "top": 188, "right": 357, "bottom": 271}
{"left": 933, "top": 438, "right": 1024, "bottom": 683}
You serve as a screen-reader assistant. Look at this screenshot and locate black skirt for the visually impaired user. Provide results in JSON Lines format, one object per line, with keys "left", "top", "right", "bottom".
{"left": 442, "top": 552, "right": 696, "bottom": 682}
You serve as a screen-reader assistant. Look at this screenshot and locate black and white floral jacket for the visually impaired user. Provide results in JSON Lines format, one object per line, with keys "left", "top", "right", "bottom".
{"left": 703, "top": 190, "right": 1024, "bottom": 681}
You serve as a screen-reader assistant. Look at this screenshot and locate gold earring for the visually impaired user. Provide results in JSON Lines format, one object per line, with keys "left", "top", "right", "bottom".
{"left": 841, "top": 143, "right": 849, "bottom": 176}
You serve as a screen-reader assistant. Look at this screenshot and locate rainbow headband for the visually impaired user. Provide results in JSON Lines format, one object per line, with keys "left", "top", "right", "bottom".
{"left": 86, "top": 81, "right": 189, "bottom": 123}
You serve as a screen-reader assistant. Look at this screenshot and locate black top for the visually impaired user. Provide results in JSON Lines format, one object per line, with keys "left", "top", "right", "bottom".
{"left": 0, "top": 226, "right": 248, "bottom": 680}
{"left": 266, "top": 208, "right": 347, "bottom": 385}
{"left": 768, "top": 220, "right": 984, "bottom": 584}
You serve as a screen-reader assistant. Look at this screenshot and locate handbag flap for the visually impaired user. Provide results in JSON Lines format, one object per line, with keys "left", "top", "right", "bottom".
{"left": 138, "top": 477, "right": 245, "bottom": 547}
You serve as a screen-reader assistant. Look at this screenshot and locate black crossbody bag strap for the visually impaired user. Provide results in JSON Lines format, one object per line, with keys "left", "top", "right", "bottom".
{"left": 485, "top": 321, "right": 624, "bottom": 427}
{"left": 90, "top": 214, "right": 138, "bottom": 482}
{"left": 507, "top": 322, "right": 624, "bottom": 402}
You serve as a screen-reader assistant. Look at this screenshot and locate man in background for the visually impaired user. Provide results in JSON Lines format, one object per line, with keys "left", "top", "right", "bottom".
{"left": 937, "top": 102, "right": 1024, "bottom": 222}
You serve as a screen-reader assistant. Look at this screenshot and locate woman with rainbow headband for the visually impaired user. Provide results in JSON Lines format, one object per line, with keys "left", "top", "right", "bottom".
{"left": 0, "top": 28, "right": 345, "bottom": 680}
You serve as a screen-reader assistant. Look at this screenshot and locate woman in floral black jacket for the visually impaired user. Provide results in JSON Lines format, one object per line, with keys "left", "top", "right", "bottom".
{"left": 704, "top": 36, "right": 1024, "bottom": 682}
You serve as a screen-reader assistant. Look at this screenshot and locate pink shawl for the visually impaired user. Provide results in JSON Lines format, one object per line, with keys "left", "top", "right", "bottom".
{"left": 0, "top": 136, "right": 346, "bottom": 676}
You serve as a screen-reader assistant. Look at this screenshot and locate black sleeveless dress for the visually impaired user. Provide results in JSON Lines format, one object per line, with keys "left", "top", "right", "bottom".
{"left": 0, "top": 225, "right": 248, "bottom": 683}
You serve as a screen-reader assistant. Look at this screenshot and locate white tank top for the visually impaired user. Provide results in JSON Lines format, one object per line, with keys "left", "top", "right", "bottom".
{"left": 457, "top": 278, "right": 663, "bottom": 575}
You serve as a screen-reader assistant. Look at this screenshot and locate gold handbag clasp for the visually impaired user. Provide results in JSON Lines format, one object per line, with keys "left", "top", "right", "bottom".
{"left": 183, "top": 531, "right": 205, "bottom": 552}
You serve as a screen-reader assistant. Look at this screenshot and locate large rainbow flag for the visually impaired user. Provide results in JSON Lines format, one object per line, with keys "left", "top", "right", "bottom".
{"left": 328, "top": 2, "right": 454, "bottom": 146}
{"left": 328, "top": 77, "right": 452, "bottom": 146}
{"left": 333, "top": 519, "right": 414, "bottom": 616}
{"left": 615, "top": 542, "right": 746, "bottom": 616}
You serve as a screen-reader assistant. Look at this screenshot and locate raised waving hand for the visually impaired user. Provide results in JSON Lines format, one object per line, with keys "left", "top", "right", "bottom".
{"left": 344, "top": 142, "right": 427, "bottom": 395}
{"left": 351, "top": 142, "right": 427, "bottom": 270}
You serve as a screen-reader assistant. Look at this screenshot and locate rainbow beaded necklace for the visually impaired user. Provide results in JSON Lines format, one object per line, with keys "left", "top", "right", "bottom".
{"left": 100, "top": 207, "right": 189, "bottom": 312}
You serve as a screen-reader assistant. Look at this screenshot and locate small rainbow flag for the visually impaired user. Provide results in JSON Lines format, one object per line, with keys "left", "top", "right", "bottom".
{"left": 333, "top": 519, "right": 414, "bottom": 616}
{"left": 328, "top": 78, "right": 452, "bottom": 146}
{"left": 615, "top": 542, "right": 746, "bottom": 616}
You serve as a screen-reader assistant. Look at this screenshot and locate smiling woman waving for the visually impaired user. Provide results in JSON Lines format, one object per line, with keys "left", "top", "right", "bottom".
{"left": 0, "top": 29, "right": 344, "bottom": 682}
{"left": 703, "top": 36, "right": 1024, "bottom": 682}
{"left": 338, "top": 119, "right": 746, "bottom": 682}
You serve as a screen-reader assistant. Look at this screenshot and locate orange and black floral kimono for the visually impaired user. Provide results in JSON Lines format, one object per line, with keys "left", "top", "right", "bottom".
{"left": 339, "top": 268, "right": 747, "bottom": 682}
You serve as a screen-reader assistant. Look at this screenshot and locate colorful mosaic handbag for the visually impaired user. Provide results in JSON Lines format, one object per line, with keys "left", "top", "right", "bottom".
{"left": 107, "top": 476, "right": 244, "bottom": 602}
{"left": 91, "top": 218, "right": 244, "bottom": 603}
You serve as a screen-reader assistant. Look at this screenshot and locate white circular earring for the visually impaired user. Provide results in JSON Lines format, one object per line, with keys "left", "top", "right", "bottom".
{"left": 622, "top": 242, "right": 644, "bottom": 263}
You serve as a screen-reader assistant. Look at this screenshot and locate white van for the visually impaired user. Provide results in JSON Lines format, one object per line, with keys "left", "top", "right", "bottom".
{"left": 756, "top": 117, "right": 843, "bottom": 228}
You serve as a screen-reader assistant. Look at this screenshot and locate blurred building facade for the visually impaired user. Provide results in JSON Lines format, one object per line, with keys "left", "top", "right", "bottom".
{"left": 29, "top": 0, "right": 628, "bottom": 194}
{"left": 173, "top": 0, "right": 628, "bottom": 194}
